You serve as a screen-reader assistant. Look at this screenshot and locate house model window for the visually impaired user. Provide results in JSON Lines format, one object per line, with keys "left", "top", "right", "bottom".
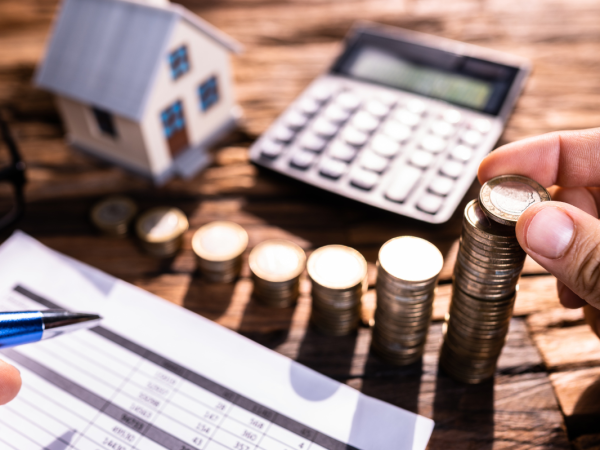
{"left": 199, "top": 76, "right": 219, "bottom": 111}
{"left": 92, "top": 107, "right": 117, "bottom": 138}
{"left": 169, "top": 45, "right": 190, "bottom": 80}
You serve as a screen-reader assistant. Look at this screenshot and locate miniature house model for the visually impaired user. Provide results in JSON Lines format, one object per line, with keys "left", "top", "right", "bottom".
{"left": 35, "top": 0, "right": 242, "bottom": 184}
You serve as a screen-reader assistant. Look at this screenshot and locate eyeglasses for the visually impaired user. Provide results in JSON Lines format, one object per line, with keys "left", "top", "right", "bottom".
{"left": 0, "top": 113, "right": 26, "bottom": 231}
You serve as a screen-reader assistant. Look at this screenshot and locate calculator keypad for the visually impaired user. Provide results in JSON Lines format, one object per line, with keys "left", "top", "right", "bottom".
{"left": 250, "top": 76, "right": 501, "bottom": 223}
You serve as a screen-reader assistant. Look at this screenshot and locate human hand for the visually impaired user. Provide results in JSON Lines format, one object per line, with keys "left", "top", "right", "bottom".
{"left": 478, "top": 127, "right": 600, "bottom": 338}
{"left": 0, "top": 358, "right": 21, "bottom": 404}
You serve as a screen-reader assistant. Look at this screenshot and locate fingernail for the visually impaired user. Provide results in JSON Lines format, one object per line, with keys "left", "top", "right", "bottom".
{"left": 526, "top": 207, "right": 574, "bottom": 259}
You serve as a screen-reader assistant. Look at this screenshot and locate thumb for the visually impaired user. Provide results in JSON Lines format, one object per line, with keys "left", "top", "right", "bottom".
{"left": 516, "top": 201, "right": 600, "bottom": 309}
{"left": 0, "top": 359, "right": 21, "bottom": 405}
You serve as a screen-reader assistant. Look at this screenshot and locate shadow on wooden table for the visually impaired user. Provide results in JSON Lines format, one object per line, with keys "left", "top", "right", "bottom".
{"left": 567, "top": 375, "right": 600, "bottom": 439}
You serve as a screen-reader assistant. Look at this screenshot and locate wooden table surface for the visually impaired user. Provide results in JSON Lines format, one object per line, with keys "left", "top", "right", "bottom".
{"left": 2, "top": 0, "right": 600, "bottom": 448}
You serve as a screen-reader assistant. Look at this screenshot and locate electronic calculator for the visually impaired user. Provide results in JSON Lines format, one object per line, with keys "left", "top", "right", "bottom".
{"left": 249, "top": 23, "right": 531, "bottom": 223}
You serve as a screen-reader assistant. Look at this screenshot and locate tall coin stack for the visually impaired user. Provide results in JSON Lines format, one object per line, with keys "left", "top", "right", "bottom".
{"left": 192, "top": 221, "right": 248, "bottom": 283}
{"left": 249, "top": 239, "right": 306, "bottom": 308}
{"left": 372, "top": 236, "right": 443, "bottom": 365}
{"left": 441, "top": 175, "right": 550, "bottom": 383}
{"left": 307, "top": 245, "right": 368, "bottom": 336}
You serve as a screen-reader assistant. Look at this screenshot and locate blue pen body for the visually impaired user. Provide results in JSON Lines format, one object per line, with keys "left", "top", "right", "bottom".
{"left": 0, "top": 311, "right": 44, "bottom": 348}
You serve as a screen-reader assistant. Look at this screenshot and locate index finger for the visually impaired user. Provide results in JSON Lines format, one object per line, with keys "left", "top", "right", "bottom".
{"left": 478, "top": 127, "right": 600, "bottom": 187}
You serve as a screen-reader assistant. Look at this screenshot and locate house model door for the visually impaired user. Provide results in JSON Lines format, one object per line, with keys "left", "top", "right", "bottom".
{"left": 161, "top": 100, "right": 189, "bottom": 156}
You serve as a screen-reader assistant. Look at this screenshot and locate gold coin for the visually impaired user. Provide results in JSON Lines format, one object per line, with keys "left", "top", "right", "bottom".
{"left": 307, "top": 245, "right": 367, "bottom": 290}
{"left": 136, "top": 207, "right": 188, "bottom": 243}
{"left": 249, "top": 239, "right": 306, "bottom": 282}
{"left": 191, "top": 221, "right": 248, "bottom": 262}
{"left": 379, "top": 236, "right": 443, "bottom": 283}
{"left": 90, "top": 195, "right": 138, "bottom": 236}
{"left": 480, "top": 175, "right": 551, "bottom": 226}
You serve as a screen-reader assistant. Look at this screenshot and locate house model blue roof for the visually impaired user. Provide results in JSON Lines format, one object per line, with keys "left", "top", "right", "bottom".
{"left": 35, "top": 0, "right": 242, "bottom": 121}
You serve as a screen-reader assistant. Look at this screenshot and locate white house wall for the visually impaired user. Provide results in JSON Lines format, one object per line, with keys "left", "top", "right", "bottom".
{"left": 55, "top": 96, "right": 153, "bottom": 174}
{"left": 142, "top": 19, "right": 235, "bottom": 175}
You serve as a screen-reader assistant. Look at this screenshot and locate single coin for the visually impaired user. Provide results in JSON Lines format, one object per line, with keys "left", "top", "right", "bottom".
{"left": 379, "top": 236, "right": 443, "bottom": 282}
{"left": 90, "top": 196, "right": 138, "bottom": 236}
{"left": 136, "top": 207, "right": 189, "bottom": 257}
{"left": 480, "top": 175, "right": 551, "bottom": 226}
{"left": 308, "top": 245, "right": 367, "bottom": 290}
{"left": 249, "top": 239, "right": 306, "bottom": 282}
{"left": 192, "top": 221, "right": 248, "bottom": 262}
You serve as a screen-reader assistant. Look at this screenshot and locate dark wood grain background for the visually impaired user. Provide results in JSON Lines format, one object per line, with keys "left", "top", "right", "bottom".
{"left": 1, "top": 0, "right": 600, "bottom": 447}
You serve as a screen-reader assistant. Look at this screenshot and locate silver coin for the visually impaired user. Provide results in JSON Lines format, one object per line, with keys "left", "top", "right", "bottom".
{"left": 480, "top": 175, "right": 551, "bottom": 226}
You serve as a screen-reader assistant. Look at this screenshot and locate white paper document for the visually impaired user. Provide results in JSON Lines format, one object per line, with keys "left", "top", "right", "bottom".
{"left": 0, "top": 232, "right": 434, "bottom": 450}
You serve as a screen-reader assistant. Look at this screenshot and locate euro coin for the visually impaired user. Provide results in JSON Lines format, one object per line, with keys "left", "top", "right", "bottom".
{"left": 136, "top": 207, "right": 188, "bottom": 257}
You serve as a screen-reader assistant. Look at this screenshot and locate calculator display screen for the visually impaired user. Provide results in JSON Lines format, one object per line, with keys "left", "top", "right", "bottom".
{"left": 332, "top": 31, "right": 520, "bottom": 115}
{"left": 346, "top": 47, "right": 493, "bottom": 110}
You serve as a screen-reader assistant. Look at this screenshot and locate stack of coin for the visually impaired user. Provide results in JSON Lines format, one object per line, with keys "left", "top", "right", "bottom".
{"left": 191, "top": 221, "right": 248, "bottom": 283}
{"left": 372, "top": 236, "right": 443, "bottom": 365}
{"left": 135, "top": 207, "right": 188, "bottom": 257}
{"left": 90, "top": 195, "right": 138, "bottom": 237}
{"left": 249, "top": 239, "right": 306, "bottom": 308}
{"left": 307, "top": 245, "right": 367, "bottom": 336}
{"left": 441, "top": 175, "right": 550, "bottom": 383}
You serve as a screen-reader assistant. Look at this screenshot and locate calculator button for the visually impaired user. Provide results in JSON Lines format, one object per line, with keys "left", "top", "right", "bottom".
{"left": 420, "top": 135, "right": 447, "bottom": 153}
{"left": 336, "top": 92, "right": 361, "bottom": 111}
{"left": 417, "top": 194, "right": 444, "bottom": 214}
{"left": 429, "top": 176, "right": 455, "bottom": 196}
{"left": 300, "top": 133, "right": 327, "bottom": 152}
{"left": 450, "top": 145, "right": 473, "bottom": 162}
{"left": 351, "top": 111, "right": 380, "bottom": 132}
{"left": 393, "top": 109, "right": 421, "bottom": 127}
{"left": 365, "top": 100, "right": 390, "bottom": 118}
{"left": 324, "top": 104, "right": 351, "bottom": 123}
{"left": 310, "top": 84, "right": 335, "bottom": 103}
{"left": 370, "top": 135, "right": 401, "bottom": 158}
{"left": 359, "top": 151, "right": 388, "bottom": 173}
{"left": 284, "top": 111, "right": 308, "bottom": 130}
{"left": 299, "top": 98, "right": 321, "bottom": 116}
{"left": 350, "top": 168, "right": 379, "bottom": 190}
{"left": 406, "top": 99, "right": 427, "bottom": 115}
{"left": 409, "top": 150, "right": 435, "bottom": 168}
{"left": 342, "top": 127, "right": 370, "bottom": 147}
{"left": 462, "top": 130, "right": 483, "bottom": 146}
{"left": 471, "top": 118, "right": 492, "bottom": 134}
{"left": 329, "top": 141, "right": 358, "bottom": 162}
{"left": 442, "top": 109, "right": 462, "bottom": 124}
{"left": 290, "top": 150, "right": 316, "bottom": 169}
{"left": 261, "top": 140, "right": 284, "bottom": 158}
{"left": 382, "top": 121, "right": 411, "bottom": 142}
{"left": 319, "top": 158, "right": 348, "bottom": 179}
{"left": 312, "top": 119, "right": 339, "bottom": 138}
{"left": 273, "top": 125, "right": 295, "bottom": 143}
{"left": 430, "top": 120, "right": 455, "bottom": 138}
{"left": 440, "top": 160, "right": 464, "bottom": 179}
{"left": 385, "top": 166, "right": 422, "bottom": 203}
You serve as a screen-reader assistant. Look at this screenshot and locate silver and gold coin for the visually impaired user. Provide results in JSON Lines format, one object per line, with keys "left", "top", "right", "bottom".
{"left": 372, "top": 236, "right": 443, "bottom": 365}
{"left": 479, "top": 175, "right": 550, "bottom": 226}
{"left": 136, "top": 207, "right": 189, "bottom": 258}
{"left": 249, "top": 239, "right": 306, "bottom": 308}
{"left": 90, "top": 195, "right": 138, "bottom": 237}
{"left": 192, "top": 221, "right": 248, "bottom": 283}
{"left": 440, "top": 192, "right": 528, "bottom": 384}
{"left": 307, "top": 245, "right": 367, "bottom": 336}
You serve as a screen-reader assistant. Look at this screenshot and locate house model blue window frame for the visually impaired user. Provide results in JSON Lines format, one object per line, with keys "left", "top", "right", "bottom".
{"left": 161, "top": 101, "right": 185, "bottom": 138}
{"left": 198, "top": 76, "right": 219, "bottom": 111}
{"left": 169, "top": 45, "right": 190, "bottom": 80}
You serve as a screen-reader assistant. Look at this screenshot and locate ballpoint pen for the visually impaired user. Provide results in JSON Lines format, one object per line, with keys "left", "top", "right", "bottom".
{"left": 0, "top": 310, "right": 102, "bottom": 349}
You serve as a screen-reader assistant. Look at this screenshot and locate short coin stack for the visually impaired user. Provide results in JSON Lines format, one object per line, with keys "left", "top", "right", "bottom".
{"left": 372, "top": 236, "right": 443, "bottom": 365}
{"left": 192, "top": 221, "right": 248, "bottom": 282}
{"left": 307, "top": 245, "right": 368, "bottom": 336}
{"left": 441, "top": 175, "right": 550, "bottom": 383}
{"left": 135, "top": 207, "right": 189, "bottom": 257}
{"left": 91, "top": 196, "right": 138, "bottom": 237}
{"left": 249, "top": 239, "right": 306, "bottom": 308}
